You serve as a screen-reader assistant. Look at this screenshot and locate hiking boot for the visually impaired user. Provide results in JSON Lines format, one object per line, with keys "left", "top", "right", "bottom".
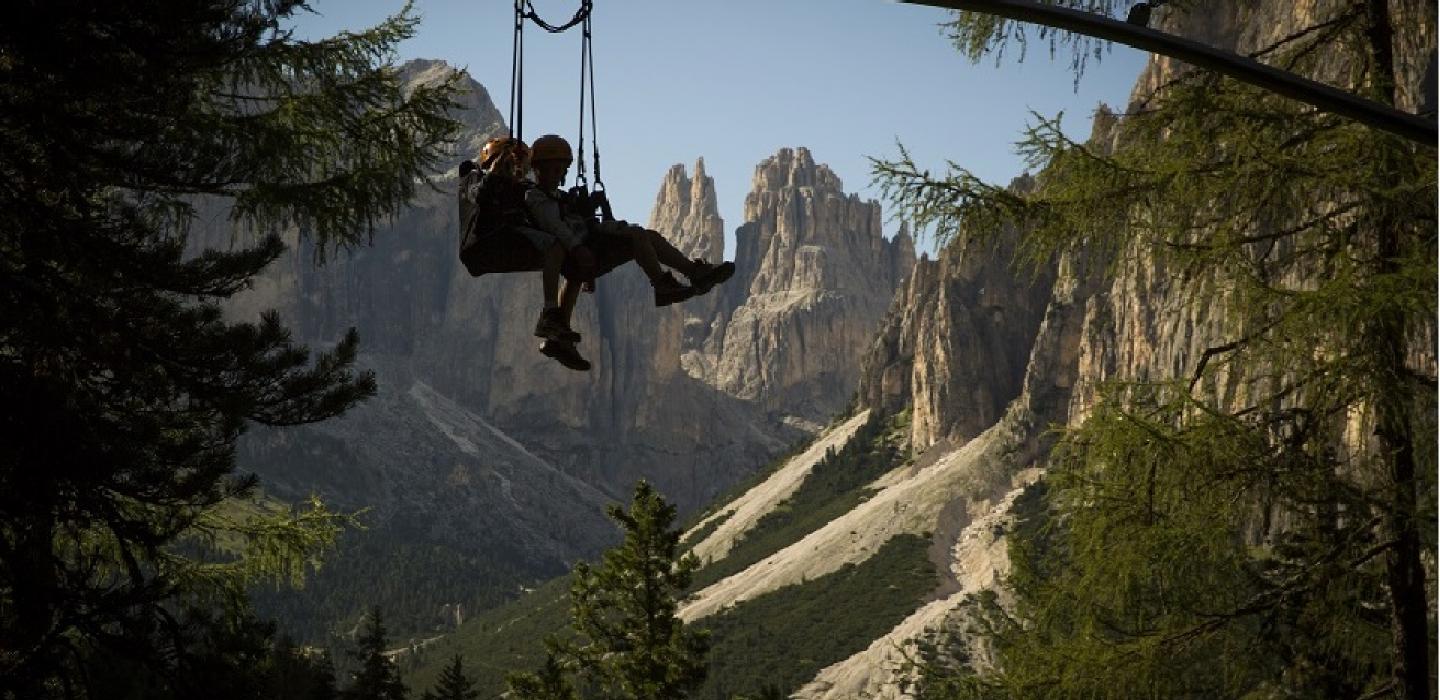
{"left": 540, "top": 339, "right": 591, "bottom": 371}
{"left": 652, "top": 272, "right": 695, "bottom": 307}
{"left": 686, "top": 259, "right": 735, "bottom": 297}
{"left": 533, "top": 308, "right": 581, "bottom": 343}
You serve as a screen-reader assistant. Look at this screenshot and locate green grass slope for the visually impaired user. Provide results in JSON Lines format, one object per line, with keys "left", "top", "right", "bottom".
{"left": 401, "top": 575, "right": 572, "bottom": 695}
{"left": 689, "top": 410, "right": 909, "bottom": 590}
{"left": 695, "top": 533, "right": 937, "bottom": 699}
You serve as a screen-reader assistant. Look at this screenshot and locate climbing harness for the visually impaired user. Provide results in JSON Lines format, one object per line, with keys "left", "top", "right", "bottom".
{"left": 507, "top": 0, "right": 611, "bottom": 219}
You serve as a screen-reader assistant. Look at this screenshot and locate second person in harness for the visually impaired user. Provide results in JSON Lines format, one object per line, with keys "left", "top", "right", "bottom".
{"left": 524, "top": 133, "right": 736, "bottom": 369}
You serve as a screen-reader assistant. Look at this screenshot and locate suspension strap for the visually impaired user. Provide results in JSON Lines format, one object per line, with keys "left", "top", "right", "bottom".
{"left": 508, "top": 0, "right": 525, "bottom": 140}
{"left": 507, "top": 1, "right": 602, "bottom": 191}
{"left": 585, "top": 10, "right": 603, "bottom": 190}
{"left": 575, "top": 12, "right": 595, "bottom": 189}
{"left": 521, "top": 0, "right": 592, "bottom": 34}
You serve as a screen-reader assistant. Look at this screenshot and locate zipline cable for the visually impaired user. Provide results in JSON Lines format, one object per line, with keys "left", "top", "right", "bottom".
{"left": 576, "top": 13, "right": 588, "bottom": 189}
{"left": 575, "top": 10, "right": 611, "bottom": 220}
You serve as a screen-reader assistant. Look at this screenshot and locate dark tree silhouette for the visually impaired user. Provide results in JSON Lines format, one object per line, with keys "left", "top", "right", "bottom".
{"left": 421, "top": 654, "right": 480, "bottom": 700}
{"left": 343, "top": 608, "right": 408, "bottom": 700}
{"left": 0, "top": 0, "right": 458, "bottom": 696}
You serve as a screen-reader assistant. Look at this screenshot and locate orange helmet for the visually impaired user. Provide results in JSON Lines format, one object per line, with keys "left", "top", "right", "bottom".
{"left": 529, "top": 134, "right": 573, "bottom": 164}
{"left": 480, "top": 137, "right": 530, "bottom": 174}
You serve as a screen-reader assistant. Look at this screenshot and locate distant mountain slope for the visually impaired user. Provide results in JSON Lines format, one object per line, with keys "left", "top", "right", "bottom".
{"left": 244, "top": 367, "right": 617, "bottom": 637}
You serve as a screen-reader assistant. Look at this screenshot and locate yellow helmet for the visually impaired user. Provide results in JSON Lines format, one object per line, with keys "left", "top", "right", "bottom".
{"left": 480, "top": 137, "right": 530, "bottom": 173}
{"left": 529, "top": 134, "right": 573, "bottom": 164}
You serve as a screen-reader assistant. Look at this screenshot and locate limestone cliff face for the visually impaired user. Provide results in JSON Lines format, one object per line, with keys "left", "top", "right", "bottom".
{"left": 649, "top": 159, "right": 726, "bottom": 263}
{"left": 693, "top": 147, "right": 916, "bottom": 423}
{"left": 858, "top": 179, "right": 1053, "bottom": 451}
{"left": 861, "top": 0, "right": 1434, "bottom": 453}
{"left": 1073, "top": 0, "right": 1436, "bottom": 425}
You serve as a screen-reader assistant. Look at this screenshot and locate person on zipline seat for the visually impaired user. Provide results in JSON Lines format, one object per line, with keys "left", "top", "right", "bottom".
{"left": 525, "top": 134, "right": 736, "bottom": 371}
{"left": 470, "top": 137, "right": 585, "bottom": 346}
{"left": 526, "top": 134, "right": 735, "bottom": 306}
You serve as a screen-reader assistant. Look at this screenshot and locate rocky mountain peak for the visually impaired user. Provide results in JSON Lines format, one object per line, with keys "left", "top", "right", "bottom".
{"left": 734, "top": 146, "right": 908, "bottom": 298}
{"left": 648, "top": 159, "right": 724, "bottom": 263}
{"left": 892, "top": 221, "right": 916, "bottom": 269}
{"left": 399, "top": 57, "right": 455, "bottom": 83}
{"left": 746, "top": 146, "right": 844, "bottom": 208}
{"left": 691, "top": 146, "right": 915, "bottom": 421}
{"left": 397, "top": 59, "right": 505, "bottom": 166}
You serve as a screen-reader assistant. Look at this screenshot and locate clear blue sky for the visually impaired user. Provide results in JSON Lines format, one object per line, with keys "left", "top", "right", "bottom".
{"left": 292, "top": 0, "right": 1150, "bottom": 256}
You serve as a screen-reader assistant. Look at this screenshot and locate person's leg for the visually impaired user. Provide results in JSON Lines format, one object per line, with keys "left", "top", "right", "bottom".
{"left": 540, "top": 266, "right": 590, "bottom": 370}
{"left": 644, "top": 228, "right": 700, "bottom": 276}
{"left": 541, "top": 241, "right": 564, "bottom": 309}
{"left": 624, "top": 226, "right": 665, "bottom": 281}
{"left": 534, "top": 240, "right": 577, "bottom": 342}
{"left": 594, "top": 221, "right": 693, "bottom": 307}
{"left": 629, "top": 225, "right": 734, "bottom": 296}
{"left": 540, "top": 278, "right": 590, "bottom": 369}
{"left": 558, "top": 278, "right": 582, "bottom": 329}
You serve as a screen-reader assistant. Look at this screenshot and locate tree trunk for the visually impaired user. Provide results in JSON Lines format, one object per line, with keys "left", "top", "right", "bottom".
{"left": 1364, "top": 2, "right": 1432, "bottom": 698}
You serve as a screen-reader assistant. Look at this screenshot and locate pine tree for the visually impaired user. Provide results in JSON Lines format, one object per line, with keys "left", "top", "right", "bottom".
{"left": 265, "top": 635, "right": 340, "bottom": 700}
{"left": 75, "top": 606, "right": 347, "bottom": 700}
{"left": 420, "top": 654, "right": 479, "bottom": 700}
{"left": 508, "top": 481, "right": 710, "bottom": 700}
{"left": 343, "top": 607, "right": 408, "bottom": 700}
{"left": 507, "top": 652, "right": 579, "bottom": 700}
{"left": 309, "top": 650, "right": 341, "bottom": 700}
{"left": 873, "top": 2, "right": 1434, "bottom": 697}
{"left": 0, "top": 0, "right": 458, "bottom": 696}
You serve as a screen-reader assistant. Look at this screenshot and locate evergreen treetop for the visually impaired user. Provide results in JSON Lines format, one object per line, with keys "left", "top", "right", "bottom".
{"left": 421, "top": 654, "right": 480, "bottom": 700}
{"left": 344, "top": 607, "right": 409, "bottom": 700}
{"left": 508, "top": 480, "right": 710, "bottom": 700}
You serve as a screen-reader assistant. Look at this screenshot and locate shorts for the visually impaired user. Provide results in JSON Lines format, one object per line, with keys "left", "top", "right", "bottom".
{"left": 512, "top": 224, "right": 564, "bottom": 252}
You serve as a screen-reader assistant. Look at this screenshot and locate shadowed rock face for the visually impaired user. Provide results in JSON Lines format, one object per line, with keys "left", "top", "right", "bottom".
{"left": 858, "top": 182, "right": 1054, "bottom": 451}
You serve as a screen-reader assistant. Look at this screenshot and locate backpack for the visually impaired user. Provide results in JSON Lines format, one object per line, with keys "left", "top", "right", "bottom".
{"left": 453, "top": 161, "right": 635, "bottom": 281}
{"left": 456, "top": 161, "right": 536, "bottom": 277}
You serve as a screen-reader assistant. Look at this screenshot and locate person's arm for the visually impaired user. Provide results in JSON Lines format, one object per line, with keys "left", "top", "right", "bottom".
{"left": 524, "top": 188, "right": 584, "bottom": 248}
